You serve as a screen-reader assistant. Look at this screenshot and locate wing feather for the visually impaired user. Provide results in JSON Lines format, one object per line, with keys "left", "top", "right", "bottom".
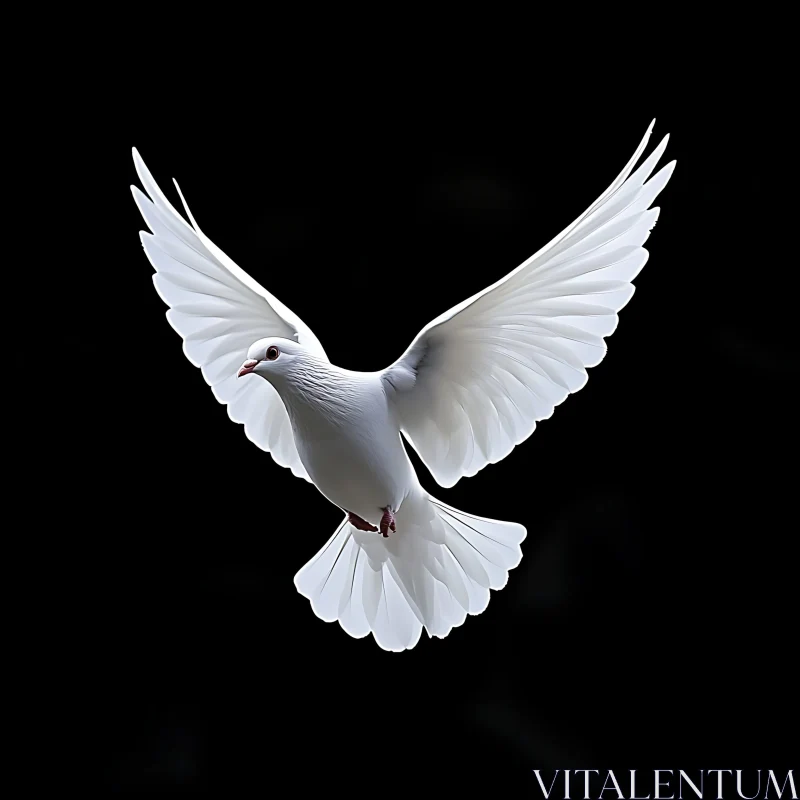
{"left": 382, "top": 121, "right": 675, "bottom": 488}
{"left": 132, "top": 148, "right": 325, "bottom": 481}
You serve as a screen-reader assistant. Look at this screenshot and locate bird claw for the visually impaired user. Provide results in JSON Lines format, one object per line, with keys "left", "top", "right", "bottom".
{"left": 380, "top": 507, "right": 397, "bottom": 538}
{"left": 347, "top": 511, "right": 378, "bottom": 532}
{"left": 346, "top": 508, "right": 396, "bottom": 537}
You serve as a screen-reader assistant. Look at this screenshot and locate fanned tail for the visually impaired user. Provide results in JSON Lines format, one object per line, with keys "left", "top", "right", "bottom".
{"left": 293, "top": 491, "right": 526, "bottom": 652}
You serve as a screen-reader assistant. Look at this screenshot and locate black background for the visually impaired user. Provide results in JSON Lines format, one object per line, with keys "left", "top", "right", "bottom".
{"left": 62, "top": 71, "right": 795, "bottom": 792}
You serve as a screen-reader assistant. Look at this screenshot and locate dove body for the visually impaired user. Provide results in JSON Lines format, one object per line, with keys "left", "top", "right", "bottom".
{"left": 245, "top": 338, "right": 416, "bottom": 526}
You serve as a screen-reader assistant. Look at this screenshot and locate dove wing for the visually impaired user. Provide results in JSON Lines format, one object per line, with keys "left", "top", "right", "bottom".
{"left": 382, "top": 121, "right": 675, "bottom": 488}
{"left": 132, "top": 148, "right": 325, "bottom": 482}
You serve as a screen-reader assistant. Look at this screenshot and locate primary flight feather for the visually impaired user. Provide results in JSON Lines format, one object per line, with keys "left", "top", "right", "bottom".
{"left": 132, "top": 121, "right": 675, "bottom": 651}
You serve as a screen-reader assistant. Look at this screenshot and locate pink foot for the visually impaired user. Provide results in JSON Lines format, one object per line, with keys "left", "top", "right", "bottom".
{"left": 347, "top": 511, "right": 378, "bottom": 532}
{"left": 380, "top": 507, "right": 397, "bottom": 538}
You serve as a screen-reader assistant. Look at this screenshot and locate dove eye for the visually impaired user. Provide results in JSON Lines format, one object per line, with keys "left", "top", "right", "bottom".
{"left": 266, "top": 346, "right": 280, "bottom": 361}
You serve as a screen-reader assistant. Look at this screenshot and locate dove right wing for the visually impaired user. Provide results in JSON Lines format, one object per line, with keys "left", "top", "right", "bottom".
{"left": 132, "top": 148, "right": 326, "bottom": 482}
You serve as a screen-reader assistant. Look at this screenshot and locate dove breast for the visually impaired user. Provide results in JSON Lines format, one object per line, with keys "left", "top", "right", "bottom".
{"left": 273, "top": 362, "right": 417, "bottom": 526}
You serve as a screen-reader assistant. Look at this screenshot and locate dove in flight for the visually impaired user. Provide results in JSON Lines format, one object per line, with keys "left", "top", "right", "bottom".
{"left": 132, "top": 120, "right": 675, "bottom": 652}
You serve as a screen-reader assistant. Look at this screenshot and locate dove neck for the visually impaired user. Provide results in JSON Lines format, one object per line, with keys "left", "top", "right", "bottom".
{"left": 268, "top": 360, "right": 365, "bottom": 426}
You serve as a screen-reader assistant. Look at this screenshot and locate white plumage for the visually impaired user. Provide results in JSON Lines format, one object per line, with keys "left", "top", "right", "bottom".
{"left": 132, "top": 121, "right": 675, "bottom": 651}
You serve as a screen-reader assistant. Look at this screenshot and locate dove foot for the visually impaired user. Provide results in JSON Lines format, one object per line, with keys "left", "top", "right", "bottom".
{"left": 380, "top": 507, "right": 397, "bottom": 538}
{"left": 347, "top": 511, "right": 378, "bottom": 532}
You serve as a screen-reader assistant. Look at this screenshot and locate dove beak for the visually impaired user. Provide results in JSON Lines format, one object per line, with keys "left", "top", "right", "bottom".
{"left": 237, "top": 359, "right": 260, "bottom": 378}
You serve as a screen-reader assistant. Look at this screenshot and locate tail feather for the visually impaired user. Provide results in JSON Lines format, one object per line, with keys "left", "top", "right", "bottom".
{"left": 293, "top": 492, "right": 526, "bottom": 652}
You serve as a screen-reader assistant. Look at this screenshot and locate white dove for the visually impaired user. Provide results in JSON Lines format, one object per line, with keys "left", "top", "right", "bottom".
{"left": 132, "top": 120, "right": 675, "bottom": 652}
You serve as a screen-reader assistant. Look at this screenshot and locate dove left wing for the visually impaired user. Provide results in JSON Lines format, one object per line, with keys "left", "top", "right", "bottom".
{"left": 382, "top": 121, "right": 675, "bottom": 488}
{"left": 132, "top": 148, "right": 326, "bottom": 482}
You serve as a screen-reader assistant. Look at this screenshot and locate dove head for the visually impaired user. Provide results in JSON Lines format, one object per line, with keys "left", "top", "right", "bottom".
{"left": 237, "top": 335, "right": 352, "bottom": 413}
{"left": 237, "top": 337, "right": 312, "bottom": 383}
